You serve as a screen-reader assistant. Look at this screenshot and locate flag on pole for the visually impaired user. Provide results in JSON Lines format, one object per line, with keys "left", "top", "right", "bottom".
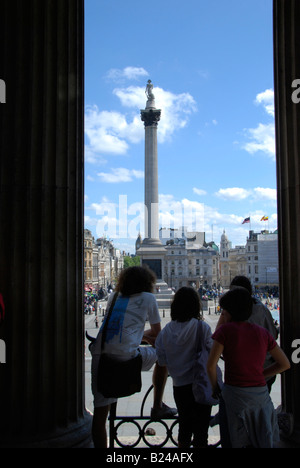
{"left": 260, "top": 216, "right": 269, "bottom": 221}
{"left": 242, "top": 217, "right": 250, "bottom": 224}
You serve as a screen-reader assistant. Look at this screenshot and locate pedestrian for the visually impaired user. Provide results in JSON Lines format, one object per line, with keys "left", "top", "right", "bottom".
{"left": 155, "top": 287, "right": 213, "bottom": 448}
{"left": 90, "top": 265, "right": 177, "bottom": 448}
{"left": 207, "top": 287, "right": 290, "bottom": 448}
{"left": 229, "top": 275, "right": 279, "bottom": 392}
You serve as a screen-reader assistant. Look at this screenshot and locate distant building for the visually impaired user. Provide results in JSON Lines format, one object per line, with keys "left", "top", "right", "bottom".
{"left": 218, "top": 229, "right": 278, "bottom": 290}
{"left": 247, "top": 230, "right": 279, "bottom": 288}
{"left": 84, "top": 229, "right": 124, "bottom": 292}
{"left": 156, "top": 228, "right": 219, "bottom": 290}
{"left": 84, "top": 229, "right": 94, "bottom": 290}
{"left": 219, "top": 230, "right": 247, "bottom": 288}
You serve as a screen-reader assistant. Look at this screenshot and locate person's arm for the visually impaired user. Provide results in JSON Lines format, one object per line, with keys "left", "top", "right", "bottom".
{"left": 207, "top": 340, "right": 224, "bottom": 398}
{"left": 263, "top": 344, "right": 290, "bottom": 379}
{"left": 143, "top": 322, "right": 161, "bottom": 346}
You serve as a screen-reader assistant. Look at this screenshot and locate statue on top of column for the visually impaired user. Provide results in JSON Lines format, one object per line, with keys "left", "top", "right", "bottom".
{"left": 145, "top": 80, "right": 155, "bottom": 101}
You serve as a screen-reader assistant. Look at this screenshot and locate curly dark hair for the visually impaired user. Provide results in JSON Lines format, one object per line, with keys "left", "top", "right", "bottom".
{"left": 219, "top": 286, "right": 252, "bottom": 322}
{"left": 171, "top": 287, "right": 202, "bottom": 322}
{"left": 115, "top": 265, "right": 156, "bottom": 296}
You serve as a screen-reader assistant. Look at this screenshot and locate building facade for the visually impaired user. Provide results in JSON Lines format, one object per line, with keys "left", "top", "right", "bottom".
{"left": 218, "top": 229, "right": 278, "bottom": 290}
{"left": 84, "top": 229, "right": 124, "bottom": 292}
{"left": 219, "top": 230, "right": 247, "bottom": 288}
{"left": 157, "top": 228, "right": 219, "bottom": 290}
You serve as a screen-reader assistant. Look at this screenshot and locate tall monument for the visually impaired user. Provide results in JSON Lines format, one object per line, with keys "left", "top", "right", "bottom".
{"left": 136, "top": 80, "right": 166, "bottom": 280}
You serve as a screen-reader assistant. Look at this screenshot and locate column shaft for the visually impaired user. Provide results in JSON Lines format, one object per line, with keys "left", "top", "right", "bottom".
{"left": 145, "top": 125, "right": 159, "bottom": 240}
{"left": 0, "top": 0, "right": 91, "bottom": 446}
{"left": 274, "top": 0, "right": 300, "bottom": 439}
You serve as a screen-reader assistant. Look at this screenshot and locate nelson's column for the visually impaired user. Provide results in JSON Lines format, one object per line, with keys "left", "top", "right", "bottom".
{"left": 136, "top": 80, "right": 166, "bottom": 280}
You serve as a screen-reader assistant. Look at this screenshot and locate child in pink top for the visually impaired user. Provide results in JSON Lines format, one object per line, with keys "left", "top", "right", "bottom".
{"left": 207, "top": 287, "right": 290, "bottom": 447}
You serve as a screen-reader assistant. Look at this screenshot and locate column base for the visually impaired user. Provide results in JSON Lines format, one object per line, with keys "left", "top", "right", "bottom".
{"left": 0, "top": 412, "right": 93, "bottom": 448}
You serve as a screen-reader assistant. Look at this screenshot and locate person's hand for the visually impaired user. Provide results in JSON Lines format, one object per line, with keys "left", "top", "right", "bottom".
{"left": 142, "top": 332, "right": 156, "bottom": 347}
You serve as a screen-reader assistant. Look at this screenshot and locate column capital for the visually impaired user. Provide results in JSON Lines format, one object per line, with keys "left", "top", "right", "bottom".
{"left": 140, "top": 108, "right": 161, "bottom": 127}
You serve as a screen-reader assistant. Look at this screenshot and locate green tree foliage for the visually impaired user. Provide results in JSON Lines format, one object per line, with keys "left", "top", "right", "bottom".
{"left": 123, "top": 256, "right": 140, "bottom": 269}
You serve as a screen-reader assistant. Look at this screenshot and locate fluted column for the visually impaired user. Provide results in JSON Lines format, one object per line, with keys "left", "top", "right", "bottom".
{"left": 0, "top": 0, "right": 91, "bottom": 447}
{"left": 141, "top": 108, "right": 161, "bottom": 244}
{"left": 274, "top": 0, "right": 300, "bottom": 443}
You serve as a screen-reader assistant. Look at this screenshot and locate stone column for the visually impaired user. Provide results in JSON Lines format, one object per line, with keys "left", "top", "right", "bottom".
{"left": 138, "top": 88, "right": 167, "bottom": 281}
{"left": 141, "top": 106, "right": 162, "bottom": 245}
{"left": 0, "top": 0, "right": 91, "bottom": 447}
{"left": 273, "top": 0, "right": 300, "bottom": 443}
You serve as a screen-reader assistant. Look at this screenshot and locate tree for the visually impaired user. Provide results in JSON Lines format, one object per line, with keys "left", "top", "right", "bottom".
{"left": 123, "top": 256, "right": 140, "bottom": 269}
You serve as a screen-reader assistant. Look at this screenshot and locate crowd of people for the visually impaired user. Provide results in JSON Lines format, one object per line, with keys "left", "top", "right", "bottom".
{"left": 89, "top": 266, "right": 290, "bottom": 449}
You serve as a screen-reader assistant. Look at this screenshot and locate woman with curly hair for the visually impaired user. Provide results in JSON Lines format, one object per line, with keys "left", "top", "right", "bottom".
{"left": 90, "top": 265, "right": 176, "bottom": 448}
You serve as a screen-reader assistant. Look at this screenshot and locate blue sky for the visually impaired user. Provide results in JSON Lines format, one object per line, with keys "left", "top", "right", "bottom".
{"left": 84, "top": 0, "right": 276, "bottom": 254}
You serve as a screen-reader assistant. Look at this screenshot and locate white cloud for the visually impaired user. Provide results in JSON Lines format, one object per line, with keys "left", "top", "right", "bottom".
{"left": 154, "top": 87, "right": 197, "bottom": 143}
{"left": 106, "top": 67, "right": 149, "bottom": 82}
{"left": 255, "top": 89, "right": 274, "bottom": 117}
{"left": 85, "top": 83, "right": 197, "bottom": 162}
{"left": 113, "top": 86, "right": 146, "bottom": 108}
{"left": 216, "top": 187, "right": 250, "bottom": 201}
{"left": 243, "top": 89, "right": 275, "bottom": 160}
{"left": 253, "top": 187, "right": 277, "bottom": 201}
{"left": 215, "top": 186, "right": 277, "bottom": 203}
{"left": 86, "top": 192, "right": 278, "bottom": 249}
{"left": 114, "top": 85, "right": 197, "bottom": 143}
{"left": 97, "top": 167, "right": 144, "bottom": 183}
{"left": 85, "top": 106, "right": 131, "bottom": 161}
{"left": 243, "top": 122, "right": 275, "bottom": 159}
{"left": 193, "top": 187, "right": 207, "bottom": 196}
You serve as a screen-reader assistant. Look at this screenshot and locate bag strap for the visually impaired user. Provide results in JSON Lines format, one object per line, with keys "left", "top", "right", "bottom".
{"left": 101, "top": 292, "right": 118, "bottom": 351}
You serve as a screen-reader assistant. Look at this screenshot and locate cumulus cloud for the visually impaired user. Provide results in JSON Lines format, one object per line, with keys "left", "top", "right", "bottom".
{"left": 243, "top": 123, "right": 275, "bottom": 159}
{"left": 97, "top": 167, "right": 144, "bottom": 183}
{"left": 242, "top": 89, "right": 275, "bottom": 160}
{"left": 255, "top": 89, "right": 274, "bottom": 117}
{"left": 215, "top": 186, "right": 277, "bottom": 203}
{"left": 84, "top": 191, "right": 278, "bottom": 249}
{"left": 215, "top": 187, "right": 250, "bottom": 201}
{"left": 85, "top": 79, "right": 197, "bottom": 162}
{"left": 85, "top": 106, "right": 131, "bottom": 162}
{"left": 113, "top": 85, "right": 197, "bottom": 143}
{"left": 253, "top": 187, "right": 277, "bottom": 201}
{"left": 193, "top": 187, "right": 207, "bottom": 196}
{"left": 106, "top": 67, "right": 149, "bottom": 82}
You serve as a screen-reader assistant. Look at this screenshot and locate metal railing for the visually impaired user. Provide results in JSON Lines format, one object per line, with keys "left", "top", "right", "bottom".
{"left": 108, "top": 384, "right": 220, "bottom": 449}
{"left": 108, "top": 384, "right": 179, "bottom": 448}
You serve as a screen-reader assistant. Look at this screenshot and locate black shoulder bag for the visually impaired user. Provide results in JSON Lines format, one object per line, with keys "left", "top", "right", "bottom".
{"left": 97, "top": 292, "right": 143, "bottom": 398}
